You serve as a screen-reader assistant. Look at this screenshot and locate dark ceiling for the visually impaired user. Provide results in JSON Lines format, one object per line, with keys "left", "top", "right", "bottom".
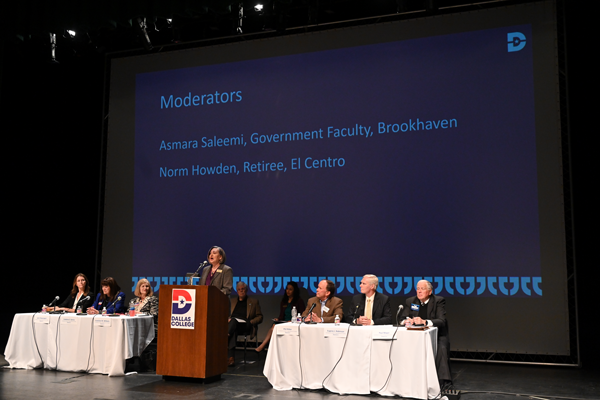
{"left": 3, "top": 0, "right": 538, "bottom": 64}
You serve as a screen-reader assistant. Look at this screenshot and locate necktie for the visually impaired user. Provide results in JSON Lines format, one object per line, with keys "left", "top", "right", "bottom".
{"left": 365, "top": 298, "right": 372, "bottom": 320}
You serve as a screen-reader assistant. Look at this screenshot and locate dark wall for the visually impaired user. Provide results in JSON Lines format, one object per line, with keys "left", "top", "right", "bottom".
{"left": 1, "top": 1, "right": 595, "bottom": 367}
{"left": 564, "top": 3, "right": 596, "bottom": 368}
{"left": 0, "top": 41, "right": 103, "bottom": 346}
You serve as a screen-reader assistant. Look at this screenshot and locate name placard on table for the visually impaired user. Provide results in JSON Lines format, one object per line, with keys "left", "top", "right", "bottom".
{"left": 60, "top": 316, "right": 79, "bottom": 325}
{"left": 324, "top": 326, "right": 348, "bottom": 338}
{"left": 34, "top": 314, "right": 50, "bottom": 324}
{"left": 372, "top": 326, "right": 399, "bottom": 340}
{"left": 277, "top": 324, "right": 299, "bottom": 336}
{"left": 94, "top": 317, "right": 113, "bottom": 327}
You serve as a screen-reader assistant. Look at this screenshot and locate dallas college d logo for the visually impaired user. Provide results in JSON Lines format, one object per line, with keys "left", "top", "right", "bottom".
{"left": 171, "top": 288, "right": 196, "bottom": 329}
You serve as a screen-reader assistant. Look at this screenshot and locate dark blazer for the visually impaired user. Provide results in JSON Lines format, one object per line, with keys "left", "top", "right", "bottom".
{"left": 345, "top": 292, "right": 392, "bottom": 325}
{"left": 59, "top": 291, "right": 95, "bottom": 311}
{"left": 400, "top": 294, "right": 451, "bottom": 381}
{"left": 302, "top": 296, "right": 344, "bottom": 323}
{"left": 400, "top": 294, "right": 448, "bottom": 337}
{"left": 92, "top": 291, "right": 127, "bottom": 314}
{"left": 230, "top": 296, "right": 263, "bottom": 338}
{"left": 277, "top": 297, "right": 306, "bottom": 321}
{"left": 198, "top": 264, "right": 233, "bottom": 295}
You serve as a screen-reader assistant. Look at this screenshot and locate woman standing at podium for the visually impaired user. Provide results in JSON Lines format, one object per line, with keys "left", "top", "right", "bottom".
{"left": 198, "top": 246, "right": 233, "bottom": 295}
{"left": 48, "top": 273, "right": 94, "bottom": 313}
{"left": 87, "top": 277, "right": 127, "bottom": 314}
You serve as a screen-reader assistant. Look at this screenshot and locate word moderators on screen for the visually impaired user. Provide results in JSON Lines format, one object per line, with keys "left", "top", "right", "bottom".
{"left": 160, "top": 91, "right": 242, "bottom": 109}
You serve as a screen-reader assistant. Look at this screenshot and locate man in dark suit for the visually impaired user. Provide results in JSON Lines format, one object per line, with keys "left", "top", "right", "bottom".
{"left": 228, "top": 281, "right": 263, "bottom": 366}
{"left": 302, "top": 279, "right": 344, "bottom": 323}
{"left": 401, "top": 279, "right": 452, "bottom": 386}
{"left": 345, "top": 274, "right": 392, "bottom": 325}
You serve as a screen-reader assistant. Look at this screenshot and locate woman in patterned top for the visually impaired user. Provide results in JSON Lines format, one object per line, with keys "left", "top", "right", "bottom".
{"left": 131, "top": 279, "right": 158, "bottom": 322}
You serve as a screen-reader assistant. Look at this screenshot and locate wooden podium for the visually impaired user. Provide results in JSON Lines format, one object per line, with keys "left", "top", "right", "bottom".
{"left": 156, "top": 285, "right": 229, "bottom": 379}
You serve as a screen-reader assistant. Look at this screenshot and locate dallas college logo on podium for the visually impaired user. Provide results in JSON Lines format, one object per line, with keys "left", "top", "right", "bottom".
{"left": 171, "top": 288, "right": 196, "bottom": 329}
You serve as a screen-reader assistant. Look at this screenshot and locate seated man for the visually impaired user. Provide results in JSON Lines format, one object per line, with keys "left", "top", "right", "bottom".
{"left": 302, "top": 279, "right": 343, "bottom": 323}
{"left": 401, "top": 279, "right": 452, "bottom": 386}
{"left": 345, "top": 274, "right": 392, "bottom": 325}
{"left": 228, "top": 281, "right": 263, "bottom": 366}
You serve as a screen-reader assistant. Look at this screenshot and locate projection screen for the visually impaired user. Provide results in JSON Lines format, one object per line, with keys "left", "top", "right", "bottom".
{"left": 102, "top": 1, "right": 571, "bottom": 355}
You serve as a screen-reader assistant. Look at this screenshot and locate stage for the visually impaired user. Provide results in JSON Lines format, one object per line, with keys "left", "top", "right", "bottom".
{"left": 1, "top": 350, "right": 597, "bottom": 400}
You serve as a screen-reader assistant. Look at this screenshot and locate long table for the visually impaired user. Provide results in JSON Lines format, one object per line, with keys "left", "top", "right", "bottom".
{"left": 4, "top": 313, "right": 155, "bottom": 377}
{"left": 264, "top": 323, "right": 440, "bottom": 399}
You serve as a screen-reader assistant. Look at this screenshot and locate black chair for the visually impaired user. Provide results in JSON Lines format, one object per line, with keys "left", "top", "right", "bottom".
{"left": 236, "top": 324, "right": 259, "bottom": 364}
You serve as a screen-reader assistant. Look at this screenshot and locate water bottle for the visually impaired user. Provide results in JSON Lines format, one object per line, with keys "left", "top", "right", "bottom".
{"left": 291, "top": 306, "right": 297, "bottom": 323}
{"left": 41, "top": 305, "right": 47, "bottom": 313}
{"left": 76, "top": 305, "right": 82, "bottom": 313}
{"left": 102, "top": 307, "right": 107, "bottom": 315}
{"left": 335, "top": 314, "right": 340, "bottom": 325}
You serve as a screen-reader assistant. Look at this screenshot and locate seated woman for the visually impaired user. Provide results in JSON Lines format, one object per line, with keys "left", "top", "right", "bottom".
{"left": 130, "top": 279, "right": 158, "bottom": 323}
{"left": 255, "top": 281, "right": 305, "bottom": 352}
{"left": 87, "top": 277, "right": 126, "bottom": 314}
{"left": 48, "top": 273, "right": 94, "bottom": 313}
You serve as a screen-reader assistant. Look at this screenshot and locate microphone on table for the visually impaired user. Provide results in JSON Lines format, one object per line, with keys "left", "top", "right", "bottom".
{"left": 353, "top": 304, "right": 361, "bottom": 325}
{"left": 107, "top": 296, "right": 122, "bottom": 314}
{"left": 305, "top": 302, "right": 317, "bottom": 324}
{"left": 77, "top": 296, "right": 91, "bottom": 309}
{"left": 45, "top": 296, "right": 60, "bottom": 313}
{"left": 395, "top": 305, "right": 404, "bottom": 326}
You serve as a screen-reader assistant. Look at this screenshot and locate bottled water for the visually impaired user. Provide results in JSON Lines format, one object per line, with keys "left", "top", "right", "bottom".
{"left": 291, "top": 306, "right": 297, "bottom": 323}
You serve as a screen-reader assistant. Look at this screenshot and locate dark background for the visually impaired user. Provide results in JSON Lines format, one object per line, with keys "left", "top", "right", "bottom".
{"left": 1, "top": 0, "right": 594, "bottom": 367}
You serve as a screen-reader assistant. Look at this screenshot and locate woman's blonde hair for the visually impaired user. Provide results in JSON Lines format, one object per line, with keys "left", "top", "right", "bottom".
{"left": 134, "top": 278, "right": 154, "bottom": 297}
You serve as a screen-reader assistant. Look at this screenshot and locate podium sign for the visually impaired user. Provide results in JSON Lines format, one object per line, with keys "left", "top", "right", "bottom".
{"left": 171, "top": 288, "right": 196, "bottom": 329}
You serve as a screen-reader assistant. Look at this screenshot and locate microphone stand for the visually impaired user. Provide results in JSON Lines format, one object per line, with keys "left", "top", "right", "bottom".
{"left": 106, "top": 297, "right": 122, "bottom": 314}
{"left": 353, "top": 304, "right": 361, "bottom": 325}
{"left": 395, "top": 305, "right": 404, "bottom": 326}
{"left": 48, "top": 297, "right": 61, "bottom": 314}
{"left": 305, "top": 303, "right": 317, "bottom": 324}
{"left": 189, "top": 261, "right": 208, "bottom": 285}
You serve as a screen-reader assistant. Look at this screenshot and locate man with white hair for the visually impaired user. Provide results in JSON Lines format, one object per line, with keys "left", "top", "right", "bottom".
{"left": 401, "top": 279, "right": 452, "bottom": 386}
{"left": 345, "top": 274, "right": 391, "bottom": 325}
{"left": 228, "top": 281, "right": 263, "bottom": 366}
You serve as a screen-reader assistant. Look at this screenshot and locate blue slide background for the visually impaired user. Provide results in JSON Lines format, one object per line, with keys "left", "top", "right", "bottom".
{"left": 132, "top": 24, "right": 540, "bottom": 297}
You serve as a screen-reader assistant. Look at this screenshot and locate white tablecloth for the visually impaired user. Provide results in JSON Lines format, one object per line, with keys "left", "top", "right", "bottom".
{"left": 264, "top": 323, "right": 440, "bottom": 399}
{"left": 4, "top": 313, "right": 155, "bottom": 376}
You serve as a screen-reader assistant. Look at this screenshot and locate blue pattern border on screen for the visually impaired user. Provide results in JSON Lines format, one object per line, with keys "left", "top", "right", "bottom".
{"left": 132, "top": 275, "right": 542, "bottom": 297}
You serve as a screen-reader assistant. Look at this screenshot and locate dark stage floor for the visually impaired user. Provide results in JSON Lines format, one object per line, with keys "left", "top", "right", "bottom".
{"left": 1, "top": 351, "right": 598, "bottom": 400}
